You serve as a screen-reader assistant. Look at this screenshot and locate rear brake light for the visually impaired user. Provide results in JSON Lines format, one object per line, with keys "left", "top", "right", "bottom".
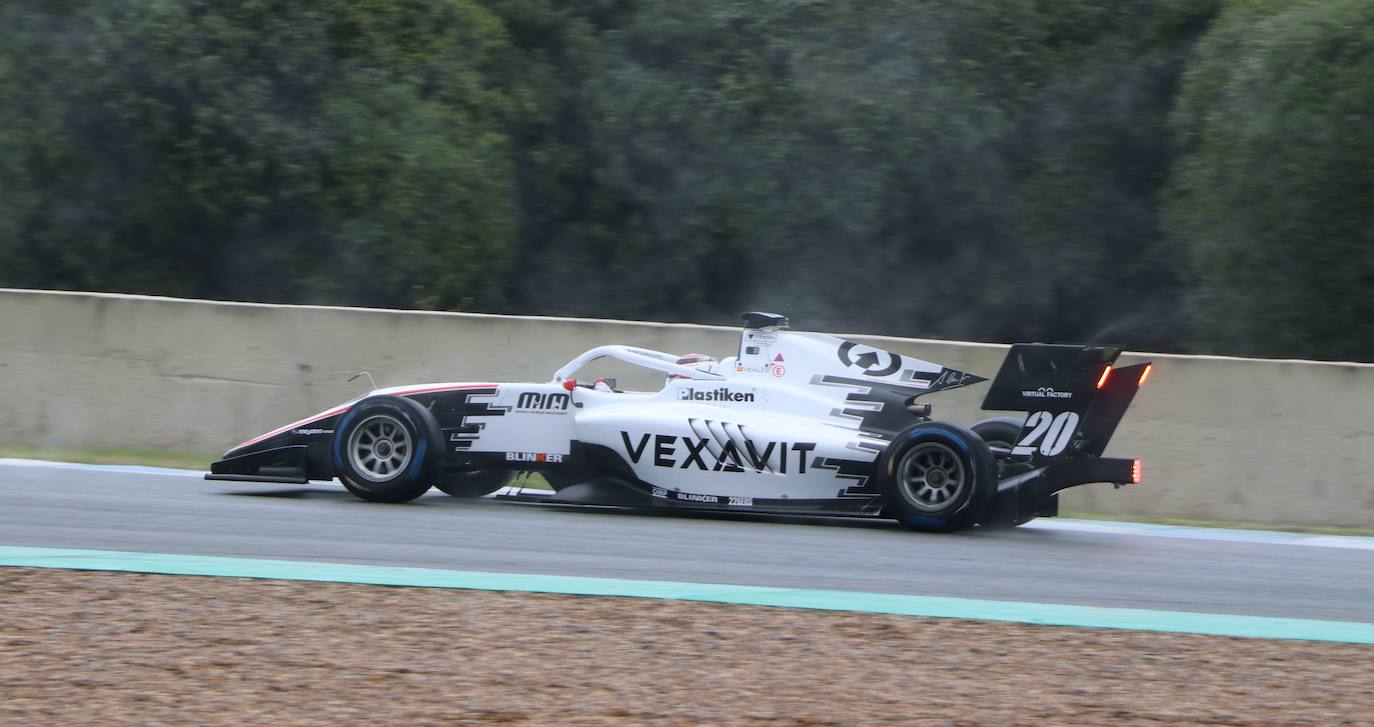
{"left": 1138, "top": 364, "right": 1152, "bottom": 387}
{"left": 1096, "top": 366, "right": 1112, "bottom": 389}
{"left": 1131, "top": 459, "right": 1142, "bottom": 485}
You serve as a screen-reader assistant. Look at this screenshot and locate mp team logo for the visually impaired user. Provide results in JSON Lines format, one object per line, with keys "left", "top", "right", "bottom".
{"left": 516, "top": 391, "right": 571, "bottom": 412}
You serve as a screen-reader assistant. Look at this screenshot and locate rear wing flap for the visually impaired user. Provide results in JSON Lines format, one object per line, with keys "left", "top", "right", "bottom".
{"left": 981, "top": 343, "right": 1151, "bottom": 460}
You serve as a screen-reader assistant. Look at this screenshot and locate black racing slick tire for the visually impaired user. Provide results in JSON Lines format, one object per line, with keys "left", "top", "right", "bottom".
{"left": 878, "top": 421, "right": 996, "bottom": 533}
{"left": 332, "top": 396, "right": 442, "bottom": 503}
{"left": 435, "top": 469, "right": 514, "bottom": 498}
{"left": 970, "top": 416, "right": 1025, "bottom": 451}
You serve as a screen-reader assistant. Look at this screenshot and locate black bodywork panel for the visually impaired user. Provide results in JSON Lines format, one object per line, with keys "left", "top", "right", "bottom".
{"left": 981, "top": 343, "right": 1120, "bottom": 414}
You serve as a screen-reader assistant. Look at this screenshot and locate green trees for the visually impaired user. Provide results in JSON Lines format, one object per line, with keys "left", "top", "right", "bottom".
{"left": 2, "top": 1, "right": 1371, "bottom": 360}
{"left": 1166, "top": 0, "right": 1374, "bottom": 360}
{"left": 0, "top": 1, "right": 517, "bottom": 309}
{"left": 496, "top": 0, "right": 1221, "bottom": 350}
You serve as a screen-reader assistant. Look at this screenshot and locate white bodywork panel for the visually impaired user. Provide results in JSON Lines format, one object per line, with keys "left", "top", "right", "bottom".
{"left": 459, "top": 384, "right": 578, "bottom": 457}
{"left": 409, "top": 327, "right": 967, "bottom": 503}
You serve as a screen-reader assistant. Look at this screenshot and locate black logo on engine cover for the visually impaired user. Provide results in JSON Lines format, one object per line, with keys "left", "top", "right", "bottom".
{"left": 838, "top": 341, "right": 902, "bottom": 377}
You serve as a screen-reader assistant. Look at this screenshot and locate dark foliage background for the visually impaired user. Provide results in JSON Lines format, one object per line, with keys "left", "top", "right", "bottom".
{"left": 3, "top": 1, "right": 1372, "bottom": 360}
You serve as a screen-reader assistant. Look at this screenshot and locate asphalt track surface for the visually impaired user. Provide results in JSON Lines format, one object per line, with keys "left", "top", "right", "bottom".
{"left": 3, "top": 461, "right": 1372, "bottom": 623}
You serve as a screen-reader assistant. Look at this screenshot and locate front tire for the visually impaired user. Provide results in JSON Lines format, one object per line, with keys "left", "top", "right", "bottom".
{"left": 878, "top": 422, "right": 996, "bottom": 532}
{"left": 332, "top": 396, "right": 441, "bottom": 503}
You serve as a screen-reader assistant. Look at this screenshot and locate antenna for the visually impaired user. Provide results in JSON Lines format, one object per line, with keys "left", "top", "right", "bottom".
{"left": 348, "top": 370, "right": 378, "bottom": 390}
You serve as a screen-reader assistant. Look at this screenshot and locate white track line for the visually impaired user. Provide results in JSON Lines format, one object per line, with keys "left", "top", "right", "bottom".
{"left": 1023, "top": 518, "right": 1374, "bottom": 551}
{"left": 0, "top": 458, "right": 206, "bottom": 477}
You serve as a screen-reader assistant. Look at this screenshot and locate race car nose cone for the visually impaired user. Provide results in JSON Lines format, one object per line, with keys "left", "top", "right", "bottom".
{"left": 375, "top": 440, "right": 393, "bottom": 457}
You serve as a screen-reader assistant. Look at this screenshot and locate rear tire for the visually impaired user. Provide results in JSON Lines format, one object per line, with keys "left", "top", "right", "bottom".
{"left": 969, "top": 417, "right": 1026, "bottom": 528}
{"left": 332, "top": 396, "right": 441, "bottom": 503}
{"left": 435, "top": 469, "right": 514, "bottom": 498}
{"left": 970, "top": 416, "right": 1024, "bottom": 451}
{"left": 878, "top": 422, "right": 996, "bottom": 532}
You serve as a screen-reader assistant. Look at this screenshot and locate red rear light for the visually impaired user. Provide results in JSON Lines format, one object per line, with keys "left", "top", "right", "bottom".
{"left": 1096, "top": 366, "right": 1112, "bottom": 390}
{"left": 562, "top": 379, "right": 577, "bottom": 391}
{"left": 1138, "top": 364, "right": 1153, "bottom": 387}
{"left": 1131, "top": 459, "right": 1142, "bottom": 485}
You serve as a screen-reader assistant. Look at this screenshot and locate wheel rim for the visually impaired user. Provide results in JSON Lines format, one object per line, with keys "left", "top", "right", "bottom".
{"left": 347, "top": 414, "right": 412, "bottom": 482}
{"left": 896, "top": 442, "right": 967, "bottom": 512}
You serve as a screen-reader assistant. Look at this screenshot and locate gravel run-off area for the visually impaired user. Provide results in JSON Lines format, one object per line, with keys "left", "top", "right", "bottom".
{"left": 2, "top": 568, "right": 1372, "bottom": 726}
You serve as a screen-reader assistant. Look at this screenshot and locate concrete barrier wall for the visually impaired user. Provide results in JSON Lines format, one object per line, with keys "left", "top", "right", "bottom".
{"left": 3, "top": 288, "right": 1372, "bottom": 527}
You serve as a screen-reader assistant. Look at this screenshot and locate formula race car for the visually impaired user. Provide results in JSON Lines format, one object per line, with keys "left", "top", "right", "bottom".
{"left": 206, "top": 312, "right": 1151, "bottom": 532}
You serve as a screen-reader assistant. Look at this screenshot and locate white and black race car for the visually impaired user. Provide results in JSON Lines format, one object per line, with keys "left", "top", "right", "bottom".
{"left": 207, "top": 313, "right": 1151, "bottom": 532}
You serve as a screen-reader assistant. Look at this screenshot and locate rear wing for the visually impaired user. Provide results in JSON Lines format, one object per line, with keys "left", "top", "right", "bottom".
{"left": 981, "top": 343, "right": 1151, "bottom": 459}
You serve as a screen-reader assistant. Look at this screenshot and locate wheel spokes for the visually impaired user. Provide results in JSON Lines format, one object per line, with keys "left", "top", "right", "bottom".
{"left": 897, "top": 442, "right": 967, "bottom": 512}
{"left": 348, "top": 414, "right": 416, "bottom": 482}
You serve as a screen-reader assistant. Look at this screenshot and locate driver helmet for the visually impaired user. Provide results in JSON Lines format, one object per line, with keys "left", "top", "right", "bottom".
{"left": 669, "top": 353, "right": 720, "bottom": 379}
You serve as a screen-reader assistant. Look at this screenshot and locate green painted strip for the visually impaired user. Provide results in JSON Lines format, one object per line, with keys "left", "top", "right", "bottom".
{"left": 3, "top": 545, "right": 1372, "bottom": 644}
